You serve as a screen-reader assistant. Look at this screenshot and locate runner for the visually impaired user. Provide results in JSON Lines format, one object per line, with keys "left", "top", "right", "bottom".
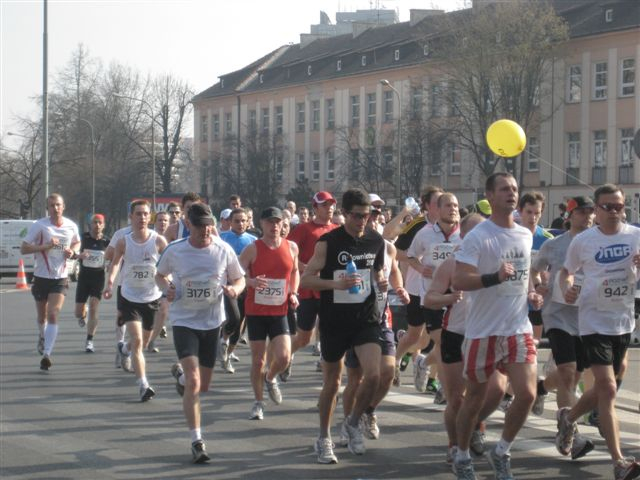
{"left": 165, "top": 192, "right": 202, "bottom": 243}
{"left": 556, "top": 184, "right": 640, "bottom": 480}
{"left": 156, "top": 203, "right": 245, "bottom": 463}
{"left": 147, "top": 209, "right": 173, "bottom": 352}
{"left": 166, "top": 202, "right": 181, "bottom": 225}
{"left": 452, "top": 172, "right": 543, "bottom": 479}
{"left": 153, "top": 210, "right": 170, "bottom": 237}
{"left": 300, "top": 188, "right": 387, "bottom": 464}
{"left": 239, "top": 207, "right": 299, "bottom": 420}
{"left": 75, "top": 213, "right": 110, "bottom": 353}
{"left": 104, "top": 200, "right": 167, "bottom": 401}
{"left": 21, "top": 193, "right": 81, "bottom": 370}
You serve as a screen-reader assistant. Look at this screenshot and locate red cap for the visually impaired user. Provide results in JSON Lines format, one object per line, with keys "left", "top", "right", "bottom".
{"left": 313, "top": 191, "right": 336, "bottom": 205}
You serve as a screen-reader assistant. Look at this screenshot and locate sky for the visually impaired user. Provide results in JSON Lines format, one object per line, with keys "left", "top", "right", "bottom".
{"left": 1, "top": 0, "right": 467, "bottom": 141}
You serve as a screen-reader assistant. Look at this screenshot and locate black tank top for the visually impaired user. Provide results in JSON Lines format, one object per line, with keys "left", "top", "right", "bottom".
{"left": 79, "top": 232, "right": 110, "bottom": 275}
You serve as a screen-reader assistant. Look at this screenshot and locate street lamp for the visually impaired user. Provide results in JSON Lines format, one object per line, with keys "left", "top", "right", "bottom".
{"left": 77, "top": 118, "right": 96, "bottom": 214}
{"left": 380, "top": 79, "right": 402, "bottom": 201}
{"left": 113, "top": 93, "right": 156, "bottom": 211}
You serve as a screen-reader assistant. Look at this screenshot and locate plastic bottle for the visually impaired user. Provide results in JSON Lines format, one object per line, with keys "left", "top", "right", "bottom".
{"left": 346, "top": 256, "right": 360, "bottom": 294}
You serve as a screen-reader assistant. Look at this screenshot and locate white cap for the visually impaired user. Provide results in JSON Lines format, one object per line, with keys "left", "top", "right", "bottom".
{"left": 368, "top": 193, "right": 385, "bottom": 206}
{"left": 220, "top": 209, "right": 232, "bottom": 220}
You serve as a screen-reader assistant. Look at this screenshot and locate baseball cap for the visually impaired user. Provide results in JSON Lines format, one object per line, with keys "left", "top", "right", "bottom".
{"left": 220, "top": 208, "right": 232, "bottom": 220}
{"left": 188, "top": 203, "right": 215, "bottom": 226}
{"left": 476, "top": 199, "right": 492, "bottom": 216}
{"left": 260, "top": 206, "right": 284, "bottom": 220}
{"left": 566, "top": 196, "right": 595, "bottom": 215}
{"left": 313, "top": 191, "right": 336, "bottom": 204}
{"left": 368, "top": 193, "right": 385, "bottom": 206}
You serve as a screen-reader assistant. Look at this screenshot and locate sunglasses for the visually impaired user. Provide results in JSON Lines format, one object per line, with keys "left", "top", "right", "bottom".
{"left": 168, "top": 210, "right": 181, "bottom": 215}
{"left": 597, "top": 203, "right": 625, "bottom": 213}
{"left": 348, "top": 211, "right": 370, "bottom": 220}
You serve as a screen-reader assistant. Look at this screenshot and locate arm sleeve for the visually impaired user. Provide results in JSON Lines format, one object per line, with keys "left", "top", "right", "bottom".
{"left": 23, "top": 222, "right": 41, "bottom": 244}
{"left": 454, "top": 230, "right": 480, "bottom": 268}
{"left": 562, "top": 236, "right": 581, "bottom": 274}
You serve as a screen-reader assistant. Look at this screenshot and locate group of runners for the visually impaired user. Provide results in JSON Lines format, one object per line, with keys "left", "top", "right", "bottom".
{"left": 20, "top": 175, "right": 640, "bottom": 479}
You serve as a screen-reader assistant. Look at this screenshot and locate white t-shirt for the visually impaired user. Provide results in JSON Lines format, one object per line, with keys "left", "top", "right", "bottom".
{"left": 564, "top": 224, "right": 640, "bottom": 336}
{"left": 407, "top": 222, "right": 461, "bottom": 300}
{"left": 455, "top": 220, "right": 533, "bottom": 339}
{"left": 121, "top": 230, "right": 161, "bottom": 303}
{"left": 24, "top": 217, "right": 80, "bottom": 279}
{"left": 156, "top": 236, "right": 244, "bottom": 330}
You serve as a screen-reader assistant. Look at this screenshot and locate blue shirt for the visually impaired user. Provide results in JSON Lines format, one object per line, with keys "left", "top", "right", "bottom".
{"left": 220, "top": 230, "right": 257, "bottom": 256}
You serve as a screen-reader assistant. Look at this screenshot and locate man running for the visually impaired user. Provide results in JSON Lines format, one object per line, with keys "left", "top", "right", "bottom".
{"left": 165, "top": 192, "right": 202, "bottom": 243}
{"left": 239, "top": 207, "right": 299, "bottom": 420}
{"left": 556, "top": 184, "right": 640, "bottom": 480}
{"left": 154, "top": 210, "right": 170, "bottom": 237}
{"left": 21, "top": 193, "right": 81, "bottom": 370}
{"left": 301, "top": 188, "right": 387, "bottom": 464}
{"left": 104, "top": 200, "right": 167, "bottom": 401}
{"left": 156, "top": 203, "right": 245, "bottom": 463}
{"left": 75, "top": 213, "right": 110, "bottom": 353}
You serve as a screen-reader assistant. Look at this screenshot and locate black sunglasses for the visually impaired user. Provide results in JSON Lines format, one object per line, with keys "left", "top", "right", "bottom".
{"left": 347, "top": 211, "right": 370, "bottom": 220}
{"left": 597, "top": 203, "right": 625, "bottom": 213}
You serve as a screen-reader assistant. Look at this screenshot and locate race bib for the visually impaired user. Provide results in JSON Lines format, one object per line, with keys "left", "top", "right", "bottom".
{"left": 551, "top": 271, "right": 583, "bottom": 306}
{"left": 181, "top": 278, "right": 220, "bottom": 310}
{"left": 255, "top": 278, "right": 287, "bottom": 306}
{"left": 597, "top": 275, "right": 635, "bottom": 311}
{"left": 128, "top": 263, "right": 156, "bottom": 288}
{"left": 431, "top": 243, "right": 456, "bottom": 268}
{"left": 497, "top": 257, "right": 529, "bottom": 297}
{"left": 333, "top": 268, "right": 372, "bottom": 304}
{"left": 49, "top": 236, "right": 69, "bottom": 259}
{"left": 83, "top": 249, "right": 105, "bottom": 268}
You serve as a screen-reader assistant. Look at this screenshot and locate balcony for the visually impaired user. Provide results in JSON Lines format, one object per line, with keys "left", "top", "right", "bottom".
{"left": 591, "top": 166, "right": 606, "bottom": 185}
{"left": 565, "top": 167, "right": 580, "bottom": 185}
{"left": 618, "top": 165, "right": 634, "bottom": 184}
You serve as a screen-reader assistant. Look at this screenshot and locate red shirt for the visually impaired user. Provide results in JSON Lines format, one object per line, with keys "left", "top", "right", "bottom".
{"left": 245, "top": 239, "right": 294, "bottom": 316}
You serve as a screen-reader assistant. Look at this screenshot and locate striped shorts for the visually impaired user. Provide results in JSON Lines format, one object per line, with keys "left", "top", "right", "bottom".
{"left": 462, "top": 333, "right": 536, "bottom": 383}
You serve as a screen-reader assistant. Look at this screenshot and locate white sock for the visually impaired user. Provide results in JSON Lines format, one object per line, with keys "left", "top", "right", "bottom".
{"left": 190, "top": 428, "right": 202, "bottom": 444}
{"left": 495, "top": 438, "right": 513, "bottom": 456}
{"left": 178, "top": 374, "right": 186, "bottom": 386}
{"left": 414, "top": 354, "right": 425, "bottom": 368}
{"left": 120, "top": 342, "right": 130, "bottom": 355}
{"left": 137, "top": 376, "right": 149, "bottom": 389}
{"left": 115, "top": 325, "right": 125, "bottom": 343}
{"left": 456, "top": 449, "right": 471, "bottom": 461}
{"left": 43, "top": 324, "right": 59, "bottom": 355}
{"left": 39, "top": 322, "right": 46, "bottom": 337}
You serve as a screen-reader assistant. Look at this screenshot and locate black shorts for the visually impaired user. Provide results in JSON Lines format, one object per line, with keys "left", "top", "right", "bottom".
{"left": 297, "top": 297, "right": 320, "bottom": 331}
{"left": 222, "top": 293, "right": 245, "bottom": 337}
{"left": 287, "top": 306, "right": 297, "bottom": 336}
{"left": 31, "top": 276, "right": 68, "bottom": 301}
{"left": 319, "top": 318, "right": 382, "bottom": 363}
{"left": 345, "top": 327, "right": 395, "bottom": 369}
{"left": 246, "top": 315, "right": 290, "bottom": 342}
{"left": 546, "top": 328, "right": 587, "bottom": 372}
{"left": 118, "top": 291, "right": 159, "bottom": 331}
{"left": 528, "top": 310, "right": 543, "bottom": 327}
{"left": 441, "top": 329, "right": 464, "bottom": 364}
{"left": 173, "top": 325, "right": 220, "bottom": 369}
{"left": 75, "top": 273, "right": 105, "bottom": 303}
{"left": 425, "top": 307, "right": 444, "bottom": 333}
{"left": 406, "top": 294, "right": 427, "bottom": 327}
{"left": 581, "top": 333, "right": 630, "bottom": 376}
{"left": 116, "top": 286, "right": 124, "bottom": 311}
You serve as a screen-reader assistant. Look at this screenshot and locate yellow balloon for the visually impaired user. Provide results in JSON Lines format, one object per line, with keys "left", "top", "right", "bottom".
{"left": 486, "top": 119, "right": 527, "bottom": 158}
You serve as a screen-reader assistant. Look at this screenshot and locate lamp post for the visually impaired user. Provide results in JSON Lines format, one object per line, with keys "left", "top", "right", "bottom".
{"left": 77, "top": 118, "right": 96, "bottom": 214}
{"left": 113, "top": 93, "right": 156, "bottom": 211}
{"left": 380, "top": 79, "right": 402, "bottom": 201}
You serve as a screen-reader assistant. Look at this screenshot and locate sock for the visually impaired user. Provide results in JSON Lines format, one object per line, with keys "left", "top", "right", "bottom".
{"left": 43, "top": 324, "right": 59, "bottom": 356}
{"left": 495, "top": 437, "right": 513, "bottom": 456}
{"left": 190, "top": 428, "right": 202, "bottom": 444}
{"left": 87, "top": 334, "right": 94, "bottom": 340}
{"left": 456, "top": 449, "right": 471, "bottom": 461}
{"left": 137, "top": 376, "right": 149, "bottom": 389}
{"left": 365, "top": 406, "right": 375, "bottom": 415}
{"left": 178, "top": 374, "right": 186, "bottom": 386}
{"left": 537, "top": 379, "right": 548, "bottom": 396}
{"left": 115, "top": 325, "right": 125, "bottom": 343}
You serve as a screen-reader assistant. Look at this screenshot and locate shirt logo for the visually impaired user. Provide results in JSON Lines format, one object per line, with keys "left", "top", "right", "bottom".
{"left": 595, "top": 244, "right": 631, "bottom": 264}
{"left": 337, "top": 251, "right": 351, "bottom": 265}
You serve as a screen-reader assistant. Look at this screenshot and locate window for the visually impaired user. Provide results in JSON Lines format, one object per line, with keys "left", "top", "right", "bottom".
{"left": 382, "top": 147, "right": 393, "bottom": 177}
{"left": 620, "top": 59, "right": 635, "bottom": 96}
{"left": 326, "top": 99, "right": 335, "bottom": 130}
{"left": 297, "top": 153, "right": 305, "bottom": 180}
{"left": 311, "top": 100, "right": 320, "bottom": 131}
{"left": 411, "top": 87, "right": 423, "bottom": 119}
{"left": 296, "top": 103, "right": 305, "bottom": 132}
{"left": 225, "top": 113, "right": 232, "bottom": 136}
{"left": 431, "top": 83, "right": 444, "bottom": 117}
{"left": 336, "top": 60, "right": 342, "bottom": 72}
{"left": 361, "top": 55, "right": 367, "bottom": 67}
{"left": 259, "top": 74, "right": 264, "bottom": 84}
{"left": 567, "top": 65, "right": 582, "bottom": 102}
{"left": 423, "top": 42, "right": 430, "bottom": 57}
{"left": 593, "top": 130, "right": 607, "bottom": 167}
{"left": 312, "top": 153, "right": 320, "bottom": 181}
{"left": 367, "top": 93, "right": 376, "bottom": 126}
{"left": 212, "top": 114, "right": 220, "bottom": 140}
{"left": 605, "top": 8, "right": 613, "bottom": 22}
{"left": 620, "top": 128, "right": 634, "bottom": 166}
{"left": 326, "top": 150, "right": 335, "bottom": 181}
{"left": 200, "top": 115, "right": 208, "bottom": 142}
{"left": 593, "top": 62, "right": 607, "bottom": 99}
{"left": 307, "top": 65, "right": 312, "bottom": 76}
{"left": 275, "top": 106, "right": 283, "bottom": 134}
{"left": 394, "top": 49, "right": 400, "bottom": 61}
{"left": 450, "top": 144, "right": 461, "bottom": 175}
{"left": 261, "top": 108, "right": 269, "bottom": 134}
{"left": 351, "top": 95, "right": 360, "bottom": 128}
{"left": 249, "top": 110, "right": 257, "bottom": 133}
{"left": 526, "top": 137, "right": 539, "bottom": 171}
{"left": 567, "top": 132, "right": 581, "bottom": 168}
{"left": 383, "top": 91, "right": 393, "bottom": 123}
{"left": 275, "top": 154, "right": 283, "bottom": 181}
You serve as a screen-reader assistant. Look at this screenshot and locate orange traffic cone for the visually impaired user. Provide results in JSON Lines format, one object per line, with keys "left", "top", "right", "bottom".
{"left": 15, "top": 259, "right": 29, "bottom": 290}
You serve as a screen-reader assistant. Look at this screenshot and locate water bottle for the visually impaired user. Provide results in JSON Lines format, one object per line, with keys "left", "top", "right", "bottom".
{"left": 346, "top": 256, "right": 360, "bottom": 294}
{"left": 404, "top": 197, "right": 420, "bottom": 215}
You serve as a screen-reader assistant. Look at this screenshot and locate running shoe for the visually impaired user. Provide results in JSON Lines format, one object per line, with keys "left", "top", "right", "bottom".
{"left": 159, "top": 326, "right": 167, "bottom": 339}
{"left": 78, "top": 315, "right": 86, "bottom": 328}
{"left": 115, "top": 350, "right": 122, "bottom": 369}
{"left": 447, "top": 446, "right": 458, "bottom": 465}
{"left": 312, "top": 342, "right": 321, "bottom": 356}
{"left": 486, "top": 446, "right": 513, "bottom": 480}
{"left": 571, "top": 433, "right": 594, "bottom": 460}
{"left": 314, "top": 437, "right": 338, "bottom": 464}
{"left": 171, "top": 362, "right": 185, "bottom": 397}
{"left": 39, "top": 354, "right": 52, "bottom": 371}
{"left": 147, "top": 340, "right": 159, "bottom": 353}
{"left": 532, "top": 391, "right": 547, "bottom": 416}
{"left": 229, "top": 352, "right": 240, "bottom": 362}
{"left": 118, "top": 342, "right": 133, "bottom": 372}
{"left": 426, "top": 377, "right": 440, "bottom": 395}
{"left": 219, "top": 341, "right": 229, "bottom": 363}
{"left": 361, "top": 412, "right": 380, "bottom": 440}
{"left": 191, "top": 440, "right": 210, "bottom": 464}
{"left": 315, "top": 360, "right": 322, "bottom": 372}
{"left": 614, "top": 456, "right": 640, "bottom": 480}
{"left": 344, "top": 416, "right": 366, "bottom": 455}
{"left": 249, "top": 401, "right": 264, "bottom": 420}
{"left": 37, "top": 335, "right": 44, "bottom": 355}
{"left": 85, "top": 339, "right": 95, "bottom": 353}
{"left": 555, "top": 407, "right": 576, "bottom": 456}
{"left": 279, "top": 359, "right": 292, "bottom": 383}
{"left": 433, "top": 386, "right": 447, "bottom": 405}
{"left": 413, "top": 355, "right": 429, "bottom": 393}
{"left": 265, "top": 374, "right": 282, "bottom": 405}
{"left": 139, "top": 385, "right": 156, "bottom": 402}
{"left": 470, "top": 427, "right": 486, "bottom": 456}
{"left": 453, "top": 457, "right": 477, "bottom": 479}
{"left": 222, "top": 357, "right": 235, "bottom": 374}
{"left": 498, "top": 394, "right": 513, "bottom": 413}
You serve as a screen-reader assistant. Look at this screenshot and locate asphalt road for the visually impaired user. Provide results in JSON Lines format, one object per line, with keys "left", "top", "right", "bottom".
{"left": 1, "top": 280, "right": 638, "bottom": 480}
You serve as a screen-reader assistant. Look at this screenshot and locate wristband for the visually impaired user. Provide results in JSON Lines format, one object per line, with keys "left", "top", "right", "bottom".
{"left": 480, "top": 272, "right": 501, "bottom": 288}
